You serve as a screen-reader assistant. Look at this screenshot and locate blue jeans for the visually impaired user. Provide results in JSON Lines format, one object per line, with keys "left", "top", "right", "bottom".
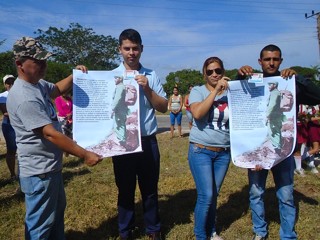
{"left": 188, "top": 143, "right": 230, "bottom": 240}
{"left": 248, "top": 155, "right": 297, "bottom": 239}
{"left": 170, "top": 111, "right": 182, "bottom": 125}
{"left": 112, "top": 135, "right": 161, "bottom": 238}
{"left": 20, "top": 171, "right": 66, "bottom": 240}
{"left": 2, "top": 122, "right": 17, "bottom": 151}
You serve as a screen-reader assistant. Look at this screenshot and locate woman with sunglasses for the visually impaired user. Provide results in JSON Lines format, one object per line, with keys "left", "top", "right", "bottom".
{"left": 188, "top": 56, "right": 230, "bottom": 240}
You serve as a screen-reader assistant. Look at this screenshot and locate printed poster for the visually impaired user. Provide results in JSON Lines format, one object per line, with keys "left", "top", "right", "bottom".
{"left": 228, "top": 76, "right": 296, "bottom": 169}
{"left": 72, "top": 70, "right": 142, "bottom": 158}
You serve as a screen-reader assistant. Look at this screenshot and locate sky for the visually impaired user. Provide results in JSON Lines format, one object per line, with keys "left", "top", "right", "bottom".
{"left": 0, "top": 0, "right": 319, "bottom": 81}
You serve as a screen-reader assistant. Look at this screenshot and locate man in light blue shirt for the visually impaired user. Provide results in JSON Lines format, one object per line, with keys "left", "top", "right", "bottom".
{"left": 112, "top": 29, "right": 167, "bottom": 240}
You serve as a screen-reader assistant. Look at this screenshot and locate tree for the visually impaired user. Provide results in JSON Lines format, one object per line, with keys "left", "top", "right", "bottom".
{"left": 0, "top": 51, "right": 16, "bottom": 92}
{"left": 163, "top": 68, "right": 255, "bottom": 96}
{"left": 34, "top": 23, "right": 120, "bottom": 70}
{"left": 45, "top": 61, "right": 74, "bottom": 84}
{"left": 164, "top": 69, "right": 203, "bottom": 96}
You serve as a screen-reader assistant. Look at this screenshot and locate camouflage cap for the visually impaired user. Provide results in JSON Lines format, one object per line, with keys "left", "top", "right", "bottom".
{"left": 13, "top": 37, "right": 53, "bottom": 60}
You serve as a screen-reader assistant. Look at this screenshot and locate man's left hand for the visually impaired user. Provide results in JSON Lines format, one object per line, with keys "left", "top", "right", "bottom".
{"left": 280, "top": 68, "right": 297, "bottom": 79}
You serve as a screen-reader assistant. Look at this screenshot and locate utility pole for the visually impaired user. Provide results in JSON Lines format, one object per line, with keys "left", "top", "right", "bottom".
{"left": 305, "top": 10, "right": 320, "bottom": 56}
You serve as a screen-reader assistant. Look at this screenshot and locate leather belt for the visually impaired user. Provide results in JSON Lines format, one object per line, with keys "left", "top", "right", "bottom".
{"left": 190, "top": 142, "right": 229, "bottom": 152}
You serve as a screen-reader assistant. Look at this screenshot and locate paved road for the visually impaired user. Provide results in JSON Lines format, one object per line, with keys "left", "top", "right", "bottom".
{"left": 156, "top": 114, "right": 190, "bottom": 135}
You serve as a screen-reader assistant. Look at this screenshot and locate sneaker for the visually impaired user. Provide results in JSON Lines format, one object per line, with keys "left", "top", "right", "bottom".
{"left": 210, "top": 232, "right": 223, "bottom": 240}
{"left": 310, "top": 167, "right": 319, "bottom": 174}
{"left": 252, "top": 234, "right": 266, "bottom": 240}
{"left": 294, "top": 168, "right": 305, "bottom": 176}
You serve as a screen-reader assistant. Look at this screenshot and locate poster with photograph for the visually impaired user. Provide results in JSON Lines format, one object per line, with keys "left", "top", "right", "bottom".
{"left": 228, "top": 76, "right": 296, "bottom": 169}
{"left": 72, "top": 69, "right": 142, "bottom": 158}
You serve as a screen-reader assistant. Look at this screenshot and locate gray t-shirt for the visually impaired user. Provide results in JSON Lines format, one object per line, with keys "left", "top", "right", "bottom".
{"left": 189, "top": 85, "right": 230, "bottom": 147}
{"left": 7, "top": 78, "right": 63, "bottom": 177}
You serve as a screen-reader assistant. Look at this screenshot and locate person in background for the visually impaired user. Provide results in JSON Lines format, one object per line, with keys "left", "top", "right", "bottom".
{"left": 236, "top": 44, "right": 300, "bottom": 240}
{"left": 55, "top": 93, "right": 73, "bottom": 139}
{"left": 294, "top": 104, "right": 308, "bottom": 176}
{"left": 7, "top": 36, "right": 102, "bottom": 240}
{"left": 0, "top": 74, "right": 17, "bottom": 180}
{"left": 305, "top": 105, "right": 320, "bottom": 174}
{"left": 188, "top": 56, "right": 231, "bottom": 240}
{"left": 111, "top": 29, "right": 168, "bottom": 240}
{"left": 168, "top": 86, "right": 183, "bottom": 138}
{"left": 184, "top": 84, "right": 194, "bottom": 129}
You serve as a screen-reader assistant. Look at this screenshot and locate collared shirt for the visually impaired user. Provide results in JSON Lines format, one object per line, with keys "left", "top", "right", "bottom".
{"left": 113, "top": 63, "right": 167, "bottom": 136}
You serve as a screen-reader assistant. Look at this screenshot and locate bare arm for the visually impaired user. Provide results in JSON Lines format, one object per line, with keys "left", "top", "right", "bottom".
{"left": 51, "top": 65, "right": 88, "bottom": 99}
{"left": 0, "top": 103, "right": 8, "bottom": 116}
{"left": 190, "top": 79, "right": 228, "bottom": 119}
{"left": 168, "top": 95, "right": 172, "bottom": 112}
{"left": 178, "top": 95, "right": 183, "bottom": 112}
{"left": 184, "top": 94, "right": 190, "bottom": 108}
{"left": 34, "top": 124, "right": 102, "bottom": 166}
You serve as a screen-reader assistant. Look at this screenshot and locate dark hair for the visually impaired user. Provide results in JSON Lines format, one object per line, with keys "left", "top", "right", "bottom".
{"left": 4, "top": 78, "right": 15, "bottom": 85}
{"left": 202, "top": 56, "right": 225, "bottom": 79}
{"left": 119, "top": 29, "right": 142, "bottom": 46}
{"left": 260, "top": 44, "right": 282, "bottom": 59}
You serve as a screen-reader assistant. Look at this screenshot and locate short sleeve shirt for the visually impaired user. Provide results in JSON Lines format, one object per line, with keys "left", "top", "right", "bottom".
{"left": 113, "top": 63, "right": 167, "bottom": 136}
{"left": 7, "top": 78, "right": 63, "bottom": 177}
{"left": 189, "top": 85, "right": 230, "bottom": 147}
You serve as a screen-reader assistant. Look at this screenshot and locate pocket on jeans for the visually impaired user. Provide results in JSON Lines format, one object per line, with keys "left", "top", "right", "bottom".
{"left": 20, "top": 176, "right": 45, "bottom": 195}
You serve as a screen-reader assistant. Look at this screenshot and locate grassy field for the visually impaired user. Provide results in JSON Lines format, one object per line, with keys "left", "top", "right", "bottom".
{"left": 0, "top": 133, "right": 319, "bottom": 240}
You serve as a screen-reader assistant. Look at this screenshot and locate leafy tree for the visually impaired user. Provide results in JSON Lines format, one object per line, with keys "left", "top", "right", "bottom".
{"left": 34, "top": 23, "right": 120, "bottom": 70}
{"left": 45, "top": 61, "right": 73, "bottom": 84}
{"left": 290, "top": 66, "right": 320, "bottom": 86}
{"left": 0, "top": 51, "right": 16, "bottom": 92}
{"left": 163, "top": 68, "right": 257, "bottom": 97}
{"left": 164, "top": 69, "right": 203, "bottom": 96}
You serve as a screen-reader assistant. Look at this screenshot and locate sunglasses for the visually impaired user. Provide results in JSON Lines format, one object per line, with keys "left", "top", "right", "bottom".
{"left": 206, "top": 68, "right": 223, "bottom": 76}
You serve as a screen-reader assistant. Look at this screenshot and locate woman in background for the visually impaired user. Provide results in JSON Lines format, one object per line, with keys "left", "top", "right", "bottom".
{"left": 0, "top": 75, "right": 17, "bottom": 179}
{"left": 184, "top": 84, "right": 194, "bottom": 129}
{"left": 168, "top": 86, "right": 183, "bottom": 138}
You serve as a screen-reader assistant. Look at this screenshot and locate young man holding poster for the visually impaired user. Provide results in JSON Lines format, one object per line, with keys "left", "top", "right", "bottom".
{"left": 237, "top": 44, "right": 298, "bottom": 240}
{"left": 111, "top": 29, "right": 168, "bottom": 240}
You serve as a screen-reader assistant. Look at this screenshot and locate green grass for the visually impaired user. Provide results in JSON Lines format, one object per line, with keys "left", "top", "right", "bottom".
{"left": 0, "top": 133, "right": 319, "bottom": 239}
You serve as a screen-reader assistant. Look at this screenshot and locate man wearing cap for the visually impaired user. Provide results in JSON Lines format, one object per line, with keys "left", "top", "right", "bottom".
{"left": 266, "top": 80, "right": 284, "bottom": 155}
{"left": 7, "top": 37, "right": 103, "bottom": 240}
{"left": 0, "top": 74, "right": 17, "bottom": 179}
{"left": 236, "top": 44, "right": 298, "bottom": 240}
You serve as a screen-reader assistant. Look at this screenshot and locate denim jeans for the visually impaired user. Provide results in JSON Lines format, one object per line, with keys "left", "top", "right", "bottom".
{"left": 112, "top": 135, "right": 161, "bottom": 238}
{"left": 248, "top": 155, "right": 297, "bottom": 239}
{"left": 169, "top": 111, "right": 182, "bottom": 125}
{"left": 20, "top": 171, "right": 66, "bottom": 240}
{"left": 188, "top": 143, "right": 230, "bottom": 240}
{"left": 2, "top": 122, "right": 17, "bottom": 151}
